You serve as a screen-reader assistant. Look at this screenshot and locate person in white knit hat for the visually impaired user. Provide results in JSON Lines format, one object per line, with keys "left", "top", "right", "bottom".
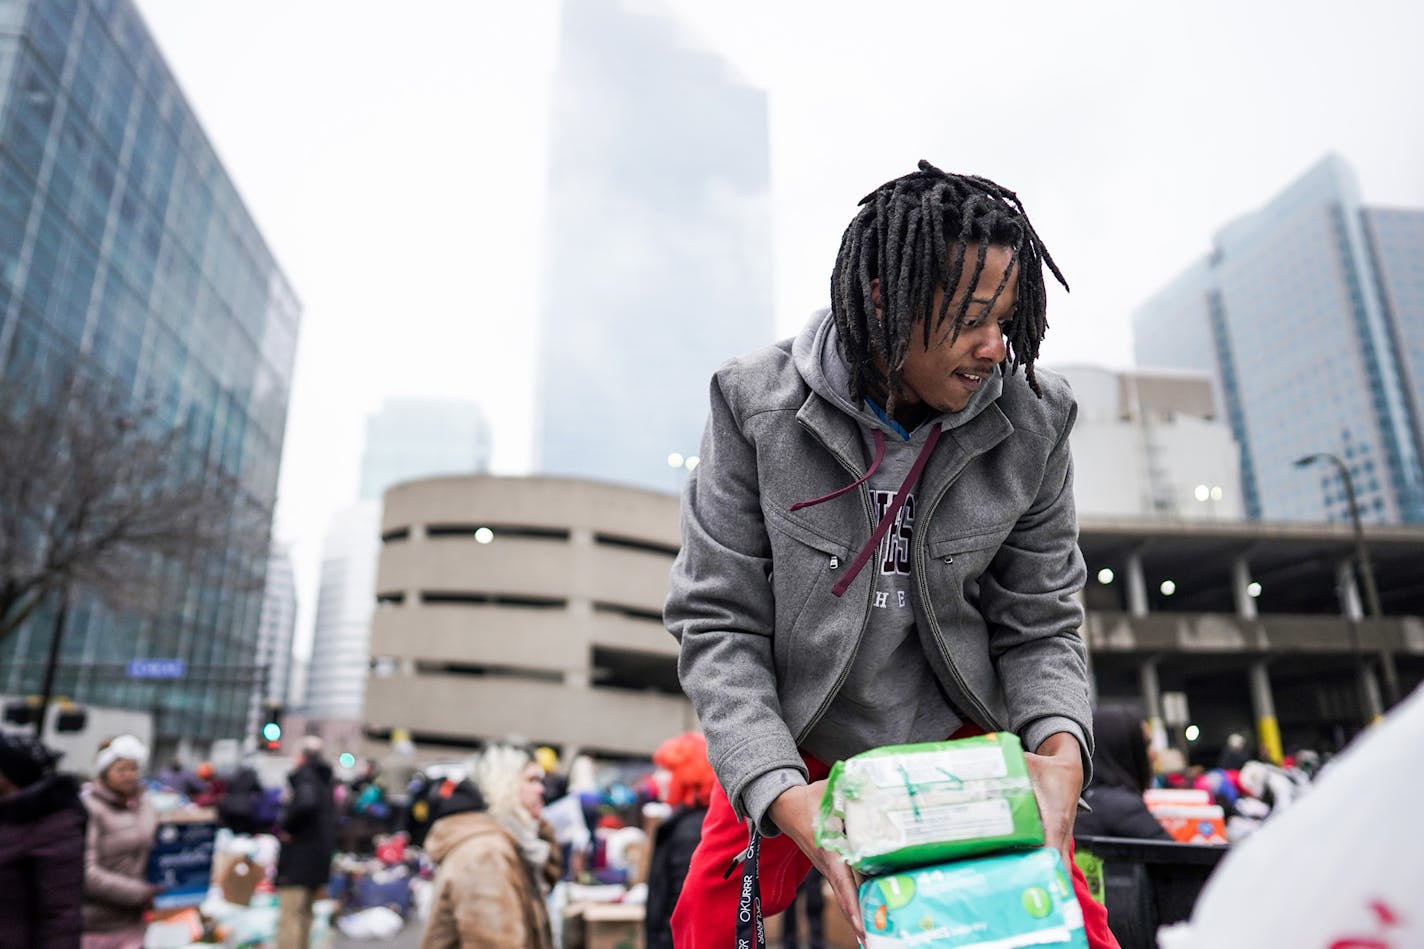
{"left": 81, "top": 735, "right": 158, "bottom": 949}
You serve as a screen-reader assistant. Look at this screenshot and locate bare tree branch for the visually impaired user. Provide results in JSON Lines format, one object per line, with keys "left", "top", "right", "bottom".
{"left": 0, "top": 372, "right": 271, "bottom": 647}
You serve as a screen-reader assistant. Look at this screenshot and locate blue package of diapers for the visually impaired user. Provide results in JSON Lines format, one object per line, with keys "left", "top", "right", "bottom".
{"left": 859, "top": 847, "right": 1088, "bottom": 948}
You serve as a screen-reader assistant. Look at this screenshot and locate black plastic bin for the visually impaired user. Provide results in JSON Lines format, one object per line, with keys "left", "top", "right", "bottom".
{"left": 1074, "top": 835, "right": 1229, "bottom": 949}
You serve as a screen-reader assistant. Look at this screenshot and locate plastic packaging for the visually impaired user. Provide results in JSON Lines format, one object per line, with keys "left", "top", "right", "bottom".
{"left": 860, "top": 847, "right": 1088, "bottom": 948}
{"left": 817, "top": 733, "right": 1044, "bottom": 874}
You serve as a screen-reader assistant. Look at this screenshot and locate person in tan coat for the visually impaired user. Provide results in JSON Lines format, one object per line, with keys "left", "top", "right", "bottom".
{"left": 420, "top": 807, "right": 554, "bottom": 948}
{"left": 415, "top": 746, "right": 558, "bottom": 946}
{"left": 419, "top": 746, "right": 556, "bottom": 949}
{"left": 81, "top": 736, "right": 159, "bottom": 949}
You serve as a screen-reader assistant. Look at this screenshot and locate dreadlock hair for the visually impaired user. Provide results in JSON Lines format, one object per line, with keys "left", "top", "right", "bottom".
{"left": 830, "top": 160, "right": 1068, "bottom": 417}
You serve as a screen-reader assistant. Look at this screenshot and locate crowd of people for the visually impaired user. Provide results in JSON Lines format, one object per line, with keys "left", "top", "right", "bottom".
{"left": 0, "top": 724, "right": 747, "bottom": 948}
{"left": 0, "top": 731, "right": 344, "bottom": 949}
{"left": 1, "top": 732, "right": 163, "bottom": 948}
{"left": 0, "top": 705, "right": 1335, "bottom": 949}
{"left": 1072, "top": 703, "right": 1328, "bottom": 846}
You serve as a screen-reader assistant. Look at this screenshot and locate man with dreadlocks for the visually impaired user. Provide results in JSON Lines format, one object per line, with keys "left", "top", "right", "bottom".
{"left": 664, "top": 161, "right": 1117, "bottom": 947}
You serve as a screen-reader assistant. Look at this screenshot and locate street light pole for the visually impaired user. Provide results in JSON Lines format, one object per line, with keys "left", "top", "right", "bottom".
{"left": 1295, "top": 452, "right": 1401, "bottom": 708}
{"left": 34, "top": 581, "right": 71, "bottom": 739}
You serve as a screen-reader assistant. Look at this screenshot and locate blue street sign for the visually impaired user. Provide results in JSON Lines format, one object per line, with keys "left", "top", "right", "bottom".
{"left": 127, "top": 658, "right": 186, "bottom": 680}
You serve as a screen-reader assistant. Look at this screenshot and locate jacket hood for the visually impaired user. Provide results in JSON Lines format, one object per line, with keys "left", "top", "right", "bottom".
{"left": 0, "top": 772, "right": 83, "bottom": 824}
{"left": 423, "top": 810, "right": 510, "bottom": 864}
{"left": 791, "top": 307, "right": 1003, "bottom": 439}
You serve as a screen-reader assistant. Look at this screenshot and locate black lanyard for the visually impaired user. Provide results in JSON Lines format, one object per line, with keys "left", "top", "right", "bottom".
{"left": 727, "top": 826, "right": 764, "bottom": 948}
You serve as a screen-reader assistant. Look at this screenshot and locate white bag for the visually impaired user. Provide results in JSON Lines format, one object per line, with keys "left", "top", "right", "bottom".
{"left": 1160, "top": 684, "right": 1424, "bottom": 949}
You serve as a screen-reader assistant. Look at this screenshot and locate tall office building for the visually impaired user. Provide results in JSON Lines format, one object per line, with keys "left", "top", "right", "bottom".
{"left": 1133, "top": 155, "right": 1424, "bottom": 524}
{"left": 256, "top": 542, "right": 297, "bottom": 708}
{"left": 535, "top": 0, "right": 774, "bottom": 491}
{"left": 0, "top": 0, "right": 299, "bottom": 743}
{"left": 246, "top": 541, "right": 296, "bottom": 745}
{"left": 1057, "top": 365, "right": 1244, "bottom": 521}
{"left": 1363, "top": 208, "right": 1424, "bottom": 451}
{"left": 359, "top": 398, "right": 491, "bottom": 501}
{"left": 303, "top": 401, "right": 489, "bottom": 735}
{"left": 303, "top": 500, "right": 380, "bottom": 726}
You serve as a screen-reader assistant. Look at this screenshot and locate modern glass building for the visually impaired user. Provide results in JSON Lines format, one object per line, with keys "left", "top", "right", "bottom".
{"left": 245, "top": 541, "right": 296, "bottom": 746}
{"left": 534, "top": 0, "right": 774, "bottom": 492}
{"left": 1133, "top": 155, "right": 1424, "bottom": 525}
{"left": 1363, "top": 207, "right": 1424, "bottom": 461}
{"left": 358, "top": 398, "right": 491, "bottom": 501}
{"left": 256, "top": 542, "right": 297, "bottom": 709}
{"left": 0, "top": 0, "right": 300, "bottom": 744}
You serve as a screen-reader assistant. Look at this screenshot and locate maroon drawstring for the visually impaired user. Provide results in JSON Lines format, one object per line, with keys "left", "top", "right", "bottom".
{"left": 790, "top": 430, "right": 885, "bottom": 512}
{"left": 789, "top": 423, "right": 944, "bottom": 598}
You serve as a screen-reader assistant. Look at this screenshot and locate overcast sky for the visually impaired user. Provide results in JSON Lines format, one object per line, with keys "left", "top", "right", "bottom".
{"left": 134, "top": 0, "right": 1424, "bottom": 657}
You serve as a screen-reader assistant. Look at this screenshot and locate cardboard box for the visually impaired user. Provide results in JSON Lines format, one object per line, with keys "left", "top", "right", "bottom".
{"left": 1143, "top": 788, "right": 1210, "bottom": 808}
{"left": 583, "top": 903, "right": 643, "bottom": 949}
{"left": 220, "top": 855, "right": 263, "bottom": 906}
{"left": 143, "top": 907, "right": 205, "bottom": 948}
{"left": 776, "top": 880, "right": 863, "bottom": 949}
{"left": 638, "top": 810, "right": 664, "bottom": 886}
{"left": 1148, "top": 804, "right": 1228, "bottom": 844}
{"left": 623, "top": 839, "right": 649, "bottom": 886}
{"left": 824, "top": 896, "right": 861, "bottom": 949}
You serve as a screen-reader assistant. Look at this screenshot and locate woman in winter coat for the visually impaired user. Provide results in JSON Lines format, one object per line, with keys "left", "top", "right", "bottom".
{"left": 420, "top": 746, "right": 556, "bottom": 949}
{"left": 81, "top": 735, "right": 159, "bottom": 949}
{"left": 0, "top": 732, "right": 87, "bottom": 948}
{"left": 1074, "top": 705, "right": 1171, "bottom": 841}
{"left": 645, "top": 733, "right": 714, "bottom": 949}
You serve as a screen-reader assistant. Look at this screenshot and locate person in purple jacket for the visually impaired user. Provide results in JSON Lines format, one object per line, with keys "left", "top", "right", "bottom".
{"left": 0, "top": 731, "right": 87, "bottom": 948}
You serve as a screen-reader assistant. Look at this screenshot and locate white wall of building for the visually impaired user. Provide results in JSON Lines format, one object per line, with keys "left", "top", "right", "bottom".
{"left": 1059, "top": 365, "right": 1244, "bottom": 521}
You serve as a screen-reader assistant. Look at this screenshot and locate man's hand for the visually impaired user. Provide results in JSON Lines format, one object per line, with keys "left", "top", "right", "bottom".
{"left": 766, "top": 780, "right": 864, "bottom": 945}
{"left": 1025, "top": 732, "right": 1084, "bottom": 871}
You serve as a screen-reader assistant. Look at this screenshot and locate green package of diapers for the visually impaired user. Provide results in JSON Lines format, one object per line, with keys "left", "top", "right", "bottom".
{"left": 860, "top": 848, "right": 1088, "bottom": 948}
{"left": 816, "top": 734, "right": 1043, "bottom": 874}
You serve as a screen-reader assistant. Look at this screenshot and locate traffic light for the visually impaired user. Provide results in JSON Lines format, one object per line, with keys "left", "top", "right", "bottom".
{"left": 260, "top": 702, "right": 283, "bottom": 751}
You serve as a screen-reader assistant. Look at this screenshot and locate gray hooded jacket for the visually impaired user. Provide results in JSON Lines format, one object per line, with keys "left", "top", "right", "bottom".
{"left": 665, "top": 309, "right": 1092, "bottom": 833}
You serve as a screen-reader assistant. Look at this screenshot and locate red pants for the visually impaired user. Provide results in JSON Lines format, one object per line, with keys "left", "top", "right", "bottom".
{"left": 671, "top": 731, "right": 1120, "bottom": 949}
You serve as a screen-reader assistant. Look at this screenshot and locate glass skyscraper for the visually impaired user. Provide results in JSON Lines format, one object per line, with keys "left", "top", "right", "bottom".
{"left": 0, "top": 0, "right": 299, "bottom": 743}
{"left": 256, "top": 542, "right": 297, "bottom": 710}
{"left": 534, "top": 0, "right": 774, "bottom": 492}
{"left": 1133, "top": 155, "right": 1424, "bottom": 525}
{"left": 358, "top": 398, "right": 491, "bottom": 502}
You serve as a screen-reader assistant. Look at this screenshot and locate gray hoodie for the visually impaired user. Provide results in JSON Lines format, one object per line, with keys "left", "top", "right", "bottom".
{"left": 665, "top": 309, "right": 1092, "bottom": 834}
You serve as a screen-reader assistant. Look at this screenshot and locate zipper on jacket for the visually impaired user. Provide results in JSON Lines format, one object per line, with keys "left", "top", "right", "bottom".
{"left": 914, "top": 468, "right": 1004, "bottom": 733}
{"left": 792, "top": 424, "right": 877, "bottom": 745}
